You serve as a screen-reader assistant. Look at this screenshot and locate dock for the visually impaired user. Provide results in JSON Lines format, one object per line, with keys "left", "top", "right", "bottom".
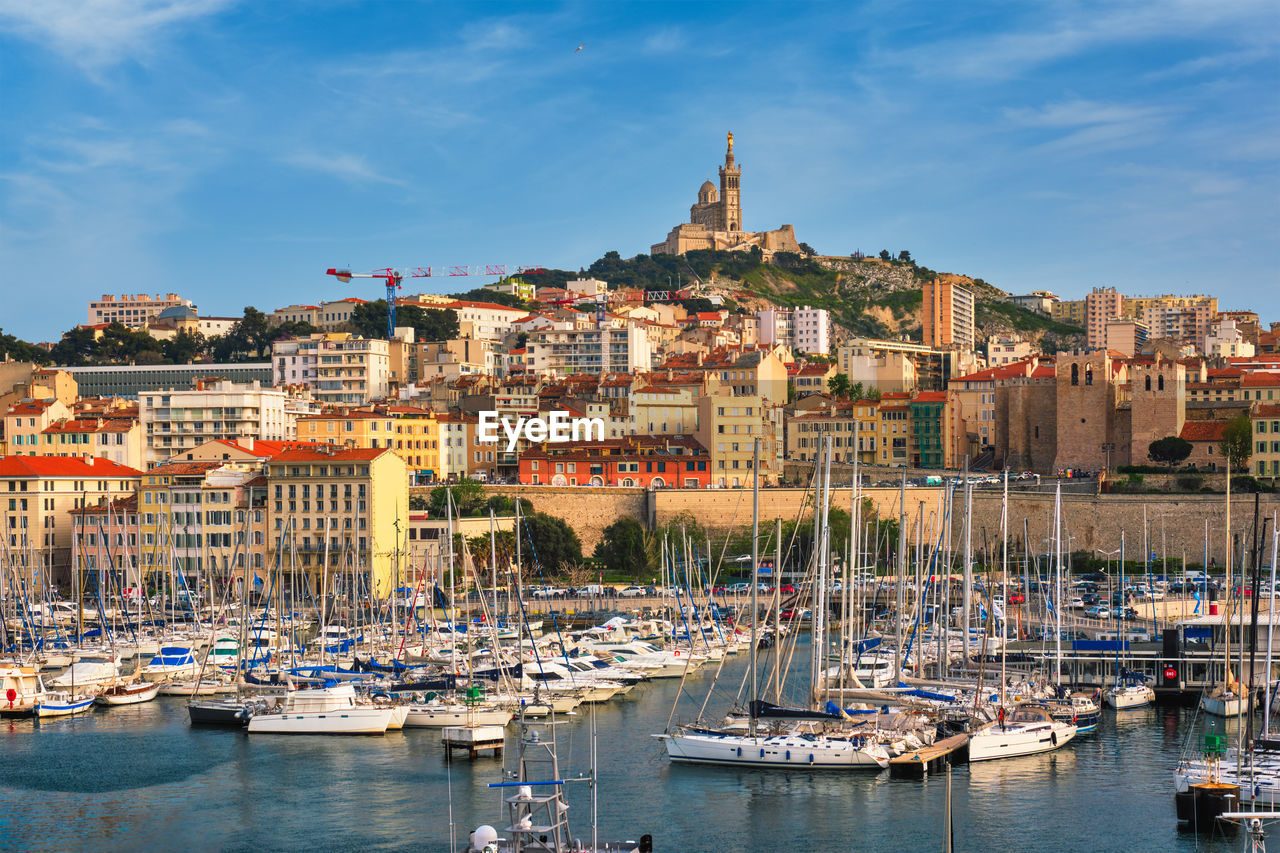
{"left": 442, "top": 724, "right": 506, "bottom": 760}
{"left": 888, "top": 733, "right": 970, "bottom": 779}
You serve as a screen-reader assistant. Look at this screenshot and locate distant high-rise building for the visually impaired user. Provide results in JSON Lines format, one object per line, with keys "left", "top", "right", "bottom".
{"left": 1085, "top": 286, "right": 1125, "bottom": 349}
{"left": 922, "top": 279, "right": 975, "bottom": 352}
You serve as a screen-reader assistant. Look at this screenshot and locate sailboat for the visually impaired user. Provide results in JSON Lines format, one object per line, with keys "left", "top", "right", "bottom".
{"left": 656, "top": 438, "right": 893, "bottom": 771}
{"left": 968, "top": 471, "right": 1077, "bottom": 761}
{"left": 1200, "top": 473, "right": 1249, "bottom": 717}
{"left": 1102, "top": 532, "right": 1155, "bottom": 710}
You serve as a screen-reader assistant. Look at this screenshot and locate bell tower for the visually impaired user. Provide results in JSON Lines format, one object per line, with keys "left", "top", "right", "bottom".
{"left": 717, "top": 131, "right": 742, "bottom": 232}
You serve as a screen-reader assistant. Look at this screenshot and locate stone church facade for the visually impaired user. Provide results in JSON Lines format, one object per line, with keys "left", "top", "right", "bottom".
{"left": 651, "top": 133, "right": 801, "bottom": 257}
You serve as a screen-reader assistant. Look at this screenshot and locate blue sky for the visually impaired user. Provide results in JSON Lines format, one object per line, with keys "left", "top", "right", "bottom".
{"left": 1, "top": 0, "right": 1277, "bottom": 341}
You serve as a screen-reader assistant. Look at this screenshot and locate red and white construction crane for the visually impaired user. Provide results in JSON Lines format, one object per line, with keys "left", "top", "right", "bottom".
{"left": 326, "top": 264, "right": 545, "bottom": 339}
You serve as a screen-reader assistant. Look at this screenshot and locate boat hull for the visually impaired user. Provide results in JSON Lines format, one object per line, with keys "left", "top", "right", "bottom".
{"left": 659, "top": 731, "right": 889, "bottom": 770}
{"left": 188, "top": 700, "right": 251, "bottom": 727}
{"left": 94, "top": 683, "right": 161, "bottom": 705}
{"left": 247, "top": 707, "right": 393, "bottom": 735}
{"left": 969, "top": 721, "right": 1077, "bottom": 762}
{"left": 403, "top": 705, "right": 513, "bottom": 728}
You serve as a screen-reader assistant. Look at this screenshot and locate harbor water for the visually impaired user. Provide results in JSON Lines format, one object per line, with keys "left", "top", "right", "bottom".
{"left": 0, "top": 647, "right": 1254, "bottom": 851}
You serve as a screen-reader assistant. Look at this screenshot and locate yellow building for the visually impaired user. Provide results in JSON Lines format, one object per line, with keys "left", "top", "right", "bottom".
{"left": 1254, "top": 404, "right": 1280, "bottom": 478}
{"left": 264, "top": 446, "right": 408, "bottom": 597}
{"left": 296, "top": 406, "right": 440, "bottom": 484}
{"left": 785, "top": 400, "right": 877, "bottom": 465}
{"left": 875, "top": 393, "right": 913, "bottom": 466}
{"left": 0, "top": 455, "right": 141, "bottom": 585}
{"left": 695, "top": 394, "right": 777, "bottom": 486}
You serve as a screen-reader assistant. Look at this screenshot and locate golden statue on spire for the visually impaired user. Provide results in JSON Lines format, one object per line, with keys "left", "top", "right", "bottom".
{"left": 727, "top": 131, "right": 734, "bottom": 152}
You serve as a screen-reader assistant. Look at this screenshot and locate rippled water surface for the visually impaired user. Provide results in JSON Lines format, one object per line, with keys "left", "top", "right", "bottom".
{"left": 0, "top": 649, "right": 1255, "bottom": 852}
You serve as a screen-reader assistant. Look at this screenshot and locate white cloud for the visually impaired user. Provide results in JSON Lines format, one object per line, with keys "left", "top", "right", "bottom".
{"left": 643, "top": 27, "right": 686, "bottom": 54}
{"left": 281, "top": 151, "right": 407, "bottom": 187}
{"left": 1003, "top": 99, "right": 1172, "bottom": 155}
{"left": 0, "top": 0, "right": 235, "bottom": 70}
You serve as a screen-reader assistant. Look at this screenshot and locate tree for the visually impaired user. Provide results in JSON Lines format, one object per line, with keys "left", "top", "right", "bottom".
{"left": 486, "top": 494, "right": 533, "bottom": 516}
{"left": 348, "top": 300, "right": 458, "bottom": 341}
{"left": 0, "top": 328, "right": 52, "bottom": 364}
{"left": 162, "top": 329, "right": 206, "bottom": 364}
{"left": 49, "top": 327, "right": 99, "bottom": 366}
{"left": 1147, "top": 435, "right": 1193, "bottom": 471}
{"left": 827, "top": 373, "right": 852, "bottom": 398}
{"left": 452, "top": 287, "right": 525, "bottom": 309}
{"left": 878, "top": 250, "right": 891, "bottom": 261}
{"left": 521, "top": 512, "right": 582, "bottom": 572}
{"left": 594, "top": 516, "right": 653, "bottom": 579}
{"left": 428, "top": 477, "right": 487, "bottom": 517}
{"left": 237, "top": 307, "right": 274, "bottom": 358}
{"left": 897, "top": 250, "right": 913, "bottom": 263}
{"left": 1220, "top": 415, "right": 1253, "bottom": 473}
{"left": 798, "top": 242, "right": 817, "bottom": 257}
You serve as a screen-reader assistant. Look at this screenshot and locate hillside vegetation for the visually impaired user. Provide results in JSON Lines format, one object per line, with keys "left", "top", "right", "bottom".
{"left": 535, "top": 249, "right": 1085, "bottom": 348}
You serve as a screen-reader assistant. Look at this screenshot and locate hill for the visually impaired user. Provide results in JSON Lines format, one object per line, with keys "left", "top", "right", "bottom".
{"left": 535, "top": 249, "right": 1085, "bottom": 350}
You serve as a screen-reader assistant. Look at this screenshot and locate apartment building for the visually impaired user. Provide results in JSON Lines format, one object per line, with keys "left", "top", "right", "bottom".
{"left": 137, "top": 461, "right": 258, "bottom": 582}
{"left": 139, "top": 380, "right": 306, "bottom": 468}
{"left": 446, "top": 299, "right": 529, "bottom": 342}
{"left": 263, "top": 447, "right": 408, "bottom": 597}
{"left": 5, "top": 398, "right": 73, "bottom": 455}
{"left": 0, "top": 455, "right": 142, "bottom": 584}
{"left": 87, "top": 293, "right": 193, "bottom": 328}
{"left": 1105, "top": 319, "right": 1150, "bottom": 357}
{"left": 271, "top": 333, "right": 390, "bottom": 404}
{"left": 757, "top": 307, "right": 831, "bottom": 354}
{"left": 315, "top": 298, "right": 368, "bottom": 330}
{"left": 270, "top": 304, "right": 321, "bottom": 326}
{"left": 1254, "top": 404, "right": 1280, "bottom": 478}
{"left": 409, "top": 338, "right": 500, "bottom": 382}
{"left": 525, "top": 325, "right": 652, "bottom": 376}
{"left": 630, "top": 381, "right": 701, "bottom": 436}
{"left": 70, "top": 496, "right": 141, "bottom": 591}
{"left": 1085, "top": 286, "right": 1125, "bottom": 349}
{"left": 40, "top": 417, "right": 143, "bottom": 469}
{"left": 987, "top": 336, "right": 1033, "bottom": 366}
{"left": 62, "top": 363, "right": 273, "bottom": 398}
{"left": 874, "top": 394, "right": 912, "bottom": 466}
{"left": 785, "top": 400, "right": 877, "bottom": 465}
{"left": 519, "top": 436, "right": 710, "bottom": 488}
{"left": 908, "top": 391, "right": 953, "bottom": 469}
{"left": 296, "top": 407, "right": 441, "bottom": 484}
{"left": 922, "top": 278, "right": 975, "bottom": 352}
{"left": 1205, "top": 318, "right": 1255, "bottom": 358}
{"left": 695, "top": 394, "right": 776, "bottom": 486}
{"left": 1051, "top": 299, "right": 1087, "bottom": 328}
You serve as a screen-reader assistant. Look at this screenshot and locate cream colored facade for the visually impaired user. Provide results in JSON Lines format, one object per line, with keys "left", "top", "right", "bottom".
{"left": 316, "top": 298, "right": 368, "bottom": 330}
{"left": 0, "top": 455, "right": 141, "bottom": 584}
{"left": 296, "top": 408, "right": 441, "bottom": 483}
{"left": 139, "top": 380, "right": 305, "bottom": 468}
{"left": 695, "top": 394, "right": 777, "bottom": 486}
{"left": 630, "top": 384, "right": 700, "bottom": 436}
{"left": 5, "top": 398, "right": 73, "bottom": 455}
{"left": 40, "top": 417, "right": 143, "bottom": 469}
{"left": 137, "top": 462, "right": 257, "bottom": 583}
{"left": 264, "top": 447, "right": 408, "bottom": 597}
{"left": 786, "top": 401, "right": 877, "bottom": 464}
{"left": 410, "top": 338, "right": 500, "bottom": 382}
{"left": 526, "top": 325, "right": 653, "bottom": 376}
{"left": 271, "top": 334, "right": 391, "bottom": 404}
{"left": 836, "top": 341, "right": 923, "bottom": 393}
{"left": 88, "top": 293, "right": 193, "bottom": 327}
{"left": 875, "top": 395, "right": 913, "bottom": 466}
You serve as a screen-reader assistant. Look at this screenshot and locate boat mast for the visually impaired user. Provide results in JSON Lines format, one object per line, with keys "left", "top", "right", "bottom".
{"left": 1265, "top": 517, "right": 1278, "bottom": 741}
{"left": 999, "top": 469, "right": 1008, "bottom": 706}
{"left": 1054, "top": 482, "right": 1062, "bottom": 688}
{"left": 749, "top": 438, "right": 759, "bottom": 739}
{"left": 895, "top": 468, "right": 906, "bottom": 682}
{"left": 773, "top": 517, "right": 782, "bottom": 705}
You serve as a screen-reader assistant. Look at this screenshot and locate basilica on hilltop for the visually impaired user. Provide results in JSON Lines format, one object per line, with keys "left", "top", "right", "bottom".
{"left": 650, "top": 132, "right": 802, "bottom": 257}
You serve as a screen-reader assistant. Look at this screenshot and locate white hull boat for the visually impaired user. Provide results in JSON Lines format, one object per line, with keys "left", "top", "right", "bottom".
{"left": 247, "top": 684, "right": 393, "bottom": 735}
{"left": 0, "top": 665, "right": 50, "bottom": 717}
{"left": 403, "top": 703, "right": 514, "bottom": 728}
{"left": 95, "top": 681, "right": 161, "bottom": 705}
{"left": 969, "top": 708, "right": 1078, "bottom": 762}
{"left": 1200, "top": 689, "right": 1249, "bottom": 718}
{"left": 48, "top": 655, "right": 122, "bottom": 688}
{"left": 1103, "top": 684, "right": 1155, "bottom": 710}
{"left": 657, "top": 729, "right": 890, "bottom": 770}
{"left": 36, "top": 693, "right": 96, "bottom": 717}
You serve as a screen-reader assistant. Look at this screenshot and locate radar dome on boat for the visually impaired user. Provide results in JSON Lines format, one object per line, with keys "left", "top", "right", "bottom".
{"left": 471, "top": 825, "right": 498, "bottom": 852}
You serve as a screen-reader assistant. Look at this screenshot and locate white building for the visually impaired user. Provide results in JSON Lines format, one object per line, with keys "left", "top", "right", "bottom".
{"left": 138, "top": 380, "right": 310, "bottom": 468}
{"left": 88, "top": 293, "right": 193, "bottom": 328}
{"left": 525, "top": 324, "right": 652, "bottom": 376}
{"left": 757, "top": 306, "right": 830, "bottom": 354}
{"left": 270, "top": 304, "right": 321, "bottom": 326}
{"left": 567, "top": 278, "right": 608, "bottom": 297}
{"left": 271, "top": 334, "right": 390, "bottom": 405}
{"left": 987, "top": 335, "right": 1033, "bottom": 366}
{"left": 1205, "top": 318, "right": 1256, "bottom": 358}
{"left": 445, "top": 299, "right": 529, "bottom": 342}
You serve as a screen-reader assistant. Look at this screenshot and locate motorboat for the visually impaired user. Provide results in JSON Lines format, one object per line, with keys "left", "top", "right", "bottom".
{"left": 188, "top": 697, "right": 253, "bottom": 727}
{"left": 0, "top": 665, "right": 50, "bottom": 717}
{"left": 246, "top": 683, "right": 393, "bottom": 734}
{"left": 36, "top": 692, "right": 95, "bottom": 717}
{"left": 969, "top": 705, "right": 1077, "bottom": 762}
{"left": 1104, "top": 682, "right": 1156, "bottom": 710}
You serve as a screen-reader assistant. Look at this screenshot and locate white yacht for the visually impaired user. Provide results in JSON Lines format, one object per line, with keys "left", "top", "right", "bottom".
{"left": 48, "top": 654, "right": 122, "bottom": 688}
{"left": 247, "top": 683, "right": 393, "bottom": 735}
{"left": 1103, "top": 683, "right": 1156, "bottom": 710}
{"left": 969, "top": 706, "right": 1077, "bottom": 762}
{"left": 140, "top": 646, "right": 202, "bottom": 681}
{"left": 657, "top": 727, "right": 891, "bottom": 770}
{"left": 0, "top": 666, "right": 51, "bottom": 717}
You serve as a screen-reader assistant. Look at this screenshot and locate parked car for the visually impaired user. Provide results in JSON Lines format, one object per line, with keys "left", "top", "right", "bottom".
{"left": 618, "top": 586, "right": 646, "bottom": 598}
{"left": 1009, "top": 591, "right": 1026, "bottom": 604}
{"left": 727, "top": 582, "right": 751, "bottom": 595}
{"left": 779, "top": 584, "right": 797, "bottom": 595}
{"left": 1067, "top": 596, "right": 1086, "bottom": 609}
{"left": 1085, "top": 605, "right": 1112, "bottom": 619}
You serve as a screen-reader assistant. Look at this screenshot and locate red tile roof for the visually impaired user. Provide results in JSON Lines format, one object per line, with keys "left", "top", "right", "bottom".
{"left": 269, "top": 447, "right": 391, "bottom": 463}
{"left": 0, "top": 456, "right": 141, "bottom": 477}
{"left": 1255, "top": 404, "right": 1280, "bottom": 418}
{"left": 1180, "top": 421, "right": 1228, "bottom": 442}
{"left": 913, "top": 391, "right": 949, "bottom": 402}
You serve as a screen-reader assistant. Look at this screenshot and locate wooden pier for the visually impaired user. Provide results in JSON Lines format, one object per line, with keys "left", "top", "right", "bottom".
{"left": 442, "top": 724, "right": 505, "bottom": 760}
{"left": 889, "top": 734, "right": 970, "bottom": 779}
